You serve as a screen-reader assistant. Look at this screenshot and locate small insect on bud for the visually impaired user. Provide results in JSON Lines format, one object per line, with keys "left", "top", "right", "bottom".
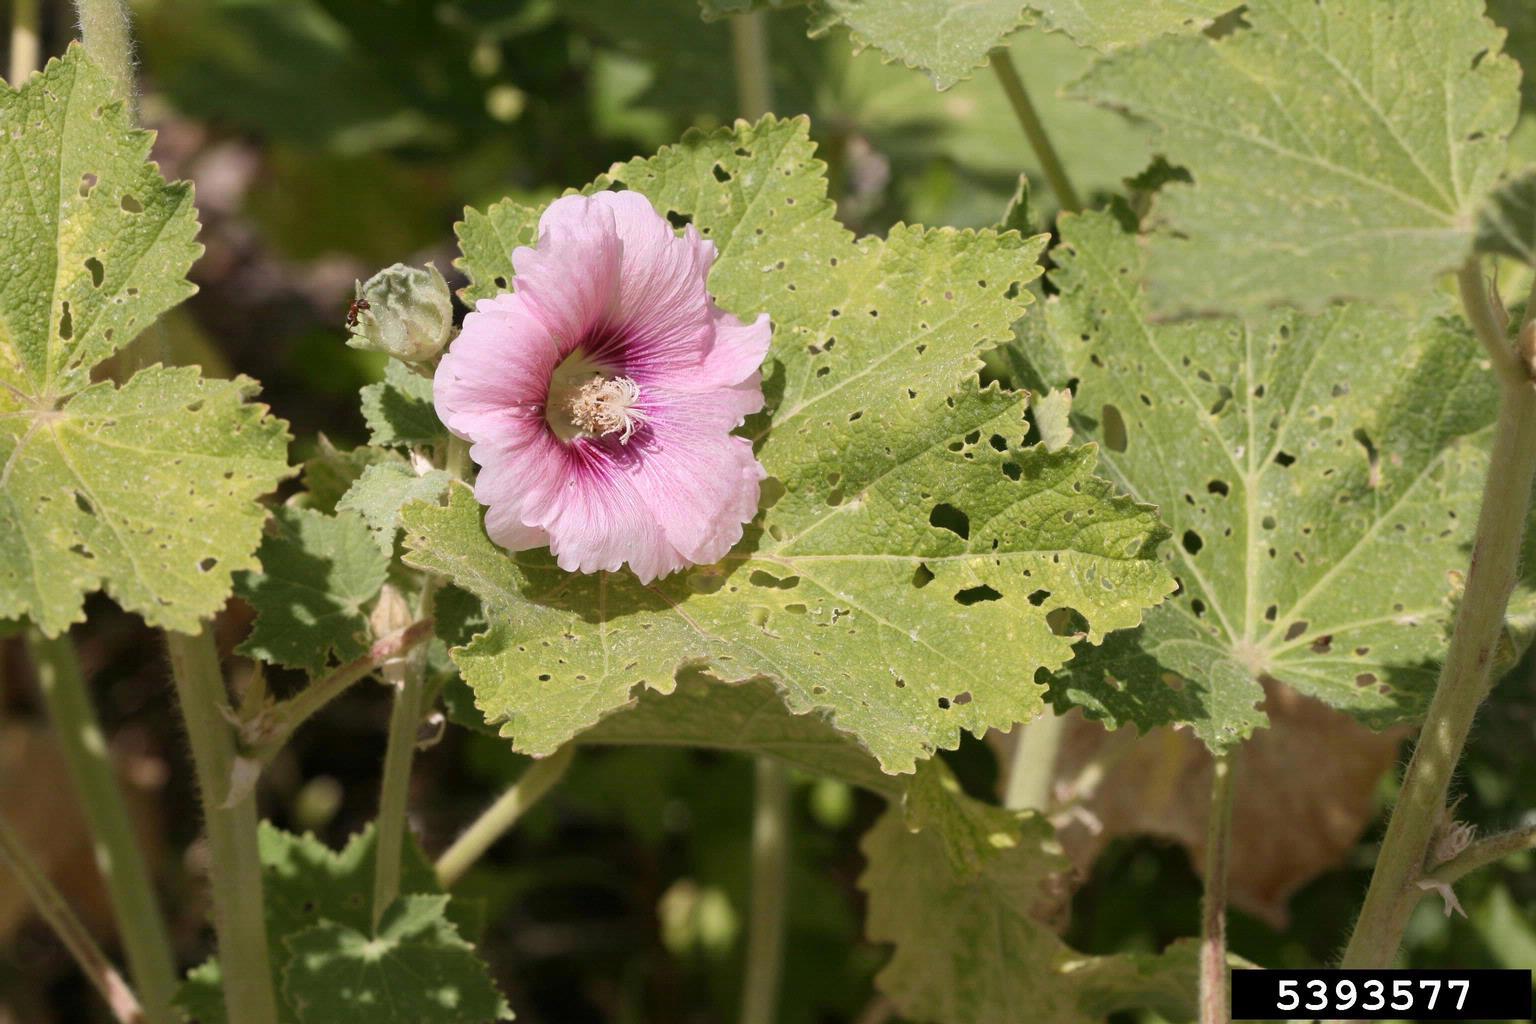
{"left": 347, "top": 262, "right": 454, "bottom": 363}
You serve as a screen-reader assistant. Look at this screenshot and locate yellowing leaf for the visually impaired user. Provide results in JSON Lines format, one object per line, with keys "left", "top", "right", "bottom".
{"left": 0, "top": 47, "right": 290, "bottom": 634}
{"left": 1076, "top": 0, "right": 1521, "bottom": 314}
{"left": 1040, "top": 211, "right": 1500, "bottom": 748}
{"left": 405, "top": 117, "right": 1173, "bottom": 773}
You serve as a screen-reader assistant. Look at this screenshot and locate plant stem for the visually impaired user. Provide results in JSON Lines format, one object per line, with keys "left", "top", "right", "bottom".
{"left": 1199, "top": 752, "right": 1236, "bottom": 1024}
{"left": 26, "top": 629, "right": 179, "bottom": 1024}
{"left": 73, "top": 0, "right": 135, "bottom": 106}
{"left": 739, "top": 758, "right": 790, "bottom": 1024}
{"left": 166, "top": 627, "right": 279, "bottom": 1024}
{"left": 1428, "top": 821, "right": 1536, "bottom": 887}
{"left": 242, "top": 619, "right": 434, "bottom": 763}
{"left": 1341, "top": 262, "right": 1536, "bottom": 967}
{"left": 9, "top": 0, "right": 40, "bottom": 81}
{"left": 0, "top": 811, "right": 146, "bottom": 1024}
{"left": 371, "top": 579, "right": 439, "bottom": 928}
{"left": 1002, "top": 711, "right": 1066, "bottom": 811}
{"left": 435, "top": 745, "right": 574, "bottom": 888}
{"left": 729, "top": 10, "right": 773, "bottom": 121}
{"left": 989, "top": 49, "right": 1082, "bottom": 214}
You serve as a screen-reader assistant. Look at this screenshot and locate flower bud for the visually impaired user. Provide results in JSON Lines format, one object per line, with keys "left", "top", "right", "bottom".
{"left": 347, "top": 262, "right": 453, "bottom": 363}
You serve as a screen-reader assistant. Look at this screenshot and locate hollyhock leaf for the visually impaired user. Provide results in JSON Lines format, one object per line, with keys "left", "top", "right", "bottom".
{"left": 1024, "top": 0, "right": 1233, "bottom": 52}
{"left": 411, "top": 115, "right": 1172, "bottom": 775}
{"left": 360, "top": 361, "right": 444, "bottom": 448}
{"left": 337, "top": 462, "right": 453, "bottom": 553}
{"left": 454, "top": 198, "right": 540, "bottom": 306}
{"left": 177, "top": 825, "right": 467, "bottom": 1024}
{"left": 0, "top": 47, "right": 290, "bottom": 636}
{"left": 299, "top": 439, "right": 401, "bottom": 515}
{"left": 859, "top": 759, "right": 1199, "bottom": 1023}
{"left": 283, "top": 896, "right": 510, "bottom": 1024}
{"left": 1475, "top": 167, "right": 1536, "bottom": 266}
{"left": 579, "top": 668, "right": 900, "bottom": 797}
{"left": 235, "top": 506, "right": 390, "bottom": 674}
{"left": 803, "top": 0, "right": 1034, "bottom": 90}
{"left": 1075, "top": 0, "right": 1521, "bottom": 315}
{"left": 1037, "top": 210, "right": 1502, "bottom": 749}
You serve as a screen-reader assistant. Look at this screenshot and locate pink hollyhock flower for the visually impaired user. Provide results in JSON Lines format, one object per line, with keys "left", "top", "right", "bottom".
{"left": 434, "top": 191, "right": 771, "bottom": 582}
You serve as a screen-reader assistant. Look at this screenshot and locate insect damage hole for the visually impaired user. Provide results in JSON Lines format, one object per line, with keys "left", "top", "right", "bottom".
{"left": 954, "top": 585, "right": 1001, "bottom": 605}
{"left": 1101, "top": 403, "right": 1128, "bottom": 452}
{"left": 929, "top": 503, "right": 969, "bottom": 540}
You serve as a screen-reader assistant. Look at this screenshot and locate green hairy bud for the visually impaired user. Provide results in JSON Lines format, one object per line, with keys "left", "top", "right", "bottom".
{"left": 347, "top": 262, "right": 454, "bottom": 363}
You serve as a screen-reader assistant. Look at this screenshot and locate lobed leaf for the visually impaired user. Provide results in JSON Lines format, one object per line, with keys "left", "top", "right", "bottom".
{"left": 804, "top": 0, "right": 1033, "bottom": 90}
{"left": 406, "top": 117, "right": 1174, "bottom": 773}
{"left": 1075, "top": 0, "right": 1521, "bottom": 315}
{"left": 177, "top": 825, "right": 491, "bottom": 1024}
{"left": 235, "top": 506, "right": 390, "bottom": 674}
{"left": 360, "top": 361, "right": 445, "bottom": 448}
{"left": 859, "top": 759, "right": 1199, "bottom": 1023}
{"left": 283, "top": 895, "right": 510, "bottom": 1024}
{"left": 337, "top": 461, "right": 453, "bottom": 553}
{"left": 1038, "top": 210, "right": 1502, "bottom": 748}
{"left": 0, "top": 47, "right": 290, "bottom": 635}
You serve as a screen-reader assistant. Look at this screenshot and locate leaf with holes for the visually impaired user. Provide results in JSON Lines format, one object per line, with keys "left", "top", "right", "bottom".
{"left": 176, "top": 824, "right": 465, "bottom": 1024}
{"left": 235, "top": 506, "right": 390, "bottom": 673}
{"left": 1037, "top": 210, "right": 1502, "bottom": 749}
{"left": 403, "top": 116, "right": 1173, "bottom": 774}
{"left": 804, "top": 0, "right": 1034, "bottom": 90}
{"left": 0, "top": 46, "right": 291, "bottom": 635}
{"left": 283, "top": 895, "right": 509, "bottom": 1024}
{"left": 859, "top": 759, "right": 1199, "bottom": 1023}
{"left": 1074, "top": 0, "right": 1521, "bottom": 315}
{"left": 1024, "top": 0, "right": 1234, "bottom": 52}
{"left": 360, "top": 361, "right": 445, "bottom": 448}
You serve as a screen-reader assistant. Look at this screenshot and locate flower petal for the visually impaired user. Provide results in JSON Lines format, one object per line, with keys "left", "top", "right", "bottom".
{"left": 512, "top": 194, "right": 622, "bottom": 346}
{"left": 630, "top": 392, "right": 766, "bottom": 565}
{"left": 434, "top": 292, "right": 560, "bottom": 442}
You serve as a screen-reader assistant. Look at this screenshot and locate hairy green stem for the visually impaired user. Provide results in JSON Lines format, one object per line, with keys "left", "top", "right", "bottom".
{"left": 371, "top": 579, "right": 439, "bottom": 928}
{"left": 1429, "top": 821, "right": 1536, "bottom": 887}
{"left": 739, "top": 758, "right": 790, "bottom": 1024}
{"left": 0, "top": 811, "right": 146, "bottom": 1024}
{"left": 1342, "top": 262, "right": 1536, "bottom": 967}
{"left": 243, "top": 619, "right": 434, "bottom": 763}
{"left": 73, "top": 0, "right": 134, "bottom": 106}
{"left": 166, "top": 628, "right": 279, "bottom": 1024}
{"left": 729, "top": 10, "right": 773, "bottom": 121}
{"left": 9, "top": 0, "right": 40, "bottom": 81}
{"left": 1003, "top": 711, "right": 1066, "bottom": 811}
{"left": 27, "top": 629, "right": 179, "bottom": 1024}
{"left": 1200, "top": 752, "right": 1236, "bottom": 1024}
{"left": 435, "top": 745, "right": 575, "bottom": 888}
{"left": 989, "top": 49, "right": 1082, "bottom": 214}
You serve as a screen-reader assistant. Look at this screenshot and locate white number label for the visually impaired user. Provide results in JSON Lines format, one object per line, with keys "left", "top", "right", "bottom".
{"left": 1335, "top": 979, "right": 1356, "bottom": 1011}
{"left": 1362, "top": 979, "right": 1386, "bottom": 1011}
{"left": 1419, "top": 979, "right": 1441, "bottom": 1009}
{"left": 1450, "top": 978, "right": 1471, "bottom": 1010}
{"left": 1276, "top": 979, "right": 1299, "bottom": 1012}
{"left": 1391, "top": 978, "right": 1413, "bottom": 1010}
{"left": 1305, "top": 979, "right": 1329, "bottom": 1011}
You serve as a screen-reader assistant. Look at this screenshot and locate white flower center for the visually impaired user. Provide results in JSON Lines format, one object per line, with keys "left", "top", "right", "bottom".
{"left": 566, "top": 374, "right": 648, "bottom": 443}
